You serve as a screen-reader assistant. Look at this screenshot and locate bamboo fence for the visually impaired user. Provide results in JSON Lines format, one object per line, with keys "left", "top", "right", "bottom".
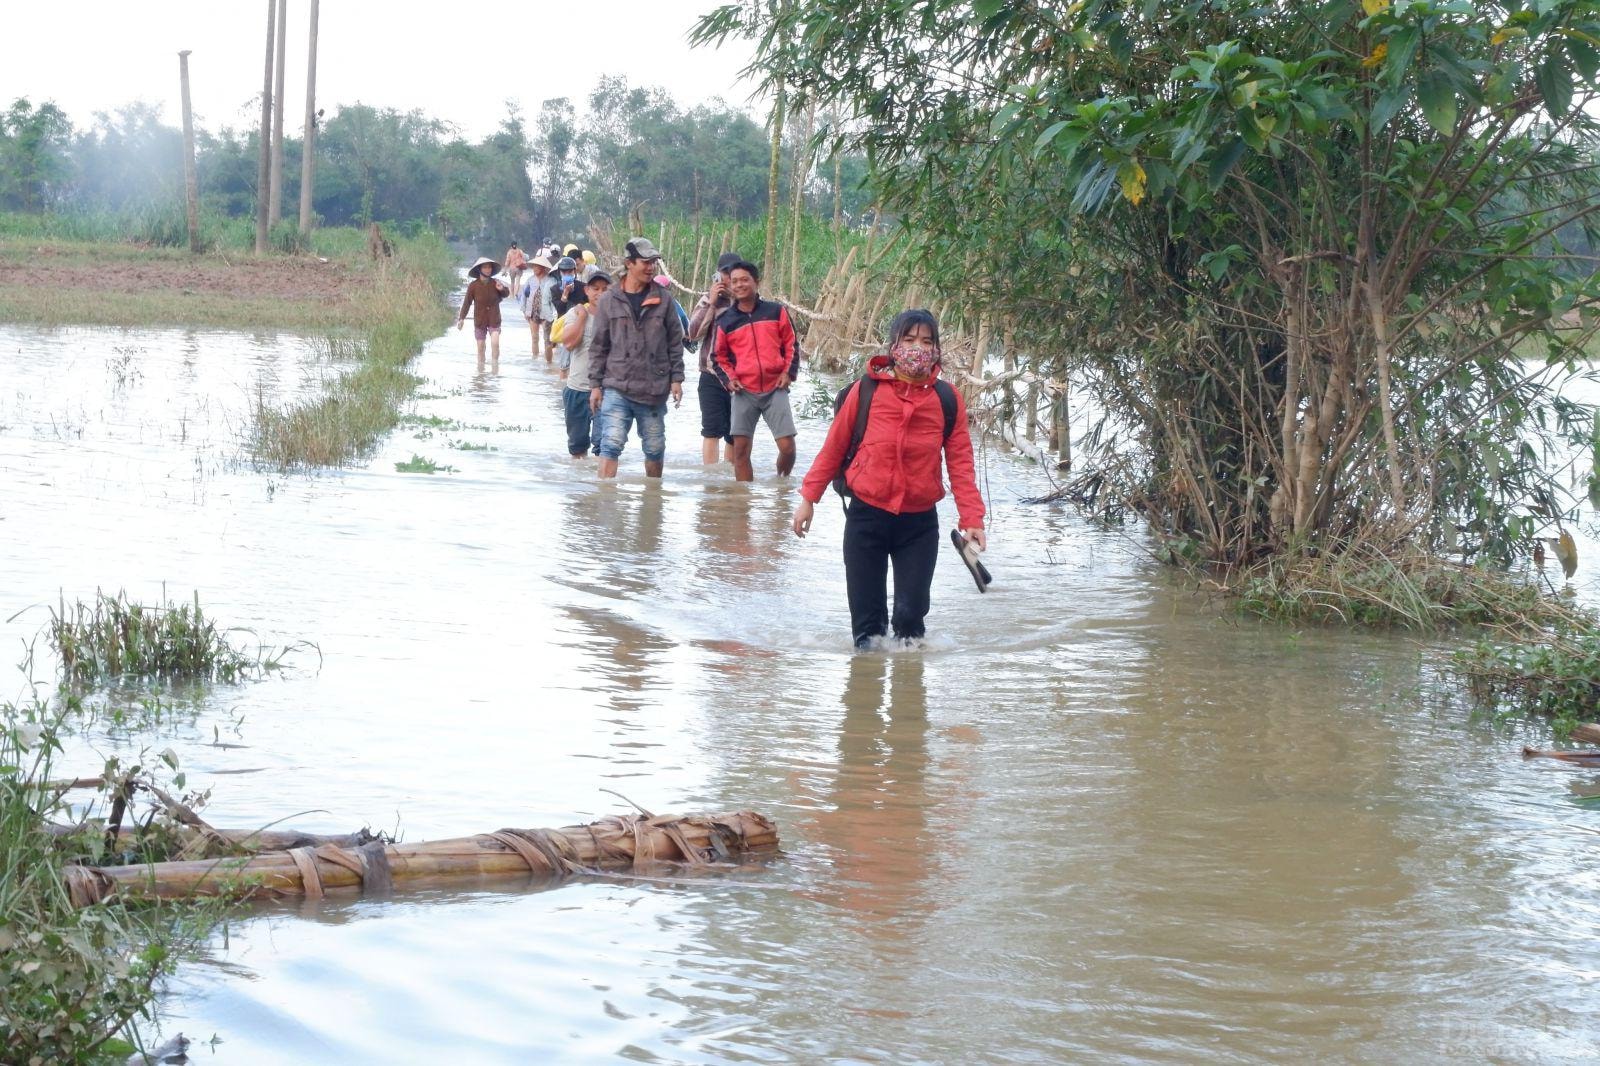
{"left": 591, "top": 214, "right": 1076, "bottom": 469}
{"left": 63, "top": 809, "right": 779, "bottom": 906}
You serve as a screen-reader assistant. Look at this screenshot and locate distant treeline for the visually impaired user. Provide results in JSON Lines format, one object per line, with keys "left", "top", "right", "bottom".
{"left": 0, "top": 78, "right": 871, "bottom": 247}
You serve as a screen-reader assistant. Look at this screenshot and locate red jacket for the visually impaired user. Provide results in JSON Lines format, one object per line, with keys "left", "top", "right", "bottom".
{"left": 714, "top": 298, "right": 800, "bottom": 393}
{"left": 800, "top": 355, "right": 986, "bottom": 529}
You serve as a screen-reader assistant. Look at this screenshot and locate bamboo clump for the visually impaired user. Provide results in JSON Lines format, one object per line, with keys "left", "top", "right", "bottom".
{"left": 63, "top": 810, "right": 778, "bottom": 906}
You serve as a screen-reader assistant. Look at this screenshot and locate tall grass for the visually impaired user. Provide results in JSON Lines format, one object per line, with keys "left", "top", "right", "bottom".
{"left": 0, "top": 208, "right": 436, "bottom": 260}
{"left": 250, "top": 230, "right": 455, "bottom": 468}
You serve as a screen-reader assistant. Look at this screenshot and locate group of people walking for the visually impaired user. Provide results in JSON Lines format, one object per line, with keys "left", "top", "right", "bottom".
{"left": 456, "top": 237, "right": 990, "bottom": 649}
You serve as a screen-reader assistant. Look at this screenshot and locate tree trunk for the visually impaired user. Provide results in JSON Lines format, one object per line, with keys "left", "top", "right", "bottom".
{"left": 254, "top": 0, "right": 275, "bottom": 255}
{"left": 832, "top": 150, "right": 843, "bottom": 259}
{"left": 177, "top": 51, "right": 201, "bottom": 255}
{"left": 297, "top": 0, "right": 319, "bottom": 235}
{"left": 268, "top": 0, "right": 287, "bottom": 228}
{"left": 764, "top": 81, "right": 787, "bottom": 275}
{"left": 787, "top": 101, "right": 816, "bottom": 299}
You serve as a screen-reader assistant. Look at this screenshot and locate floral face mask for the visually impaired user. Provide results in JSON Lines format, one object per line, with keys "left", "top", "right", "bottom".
{"left": 890, "top": 342, "right": 941, "bottom": 379}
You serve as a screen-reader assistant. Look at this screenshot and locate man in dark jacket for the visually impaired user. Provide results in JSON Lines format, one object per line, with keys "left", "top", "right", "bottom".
{"left": 588, "top": 237, "right": 685, "bottom": 479}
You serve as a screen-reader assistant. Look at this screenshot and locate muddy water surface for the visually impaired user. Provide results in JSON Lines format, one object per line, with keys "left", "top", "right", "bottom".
{"left": 1, "top": 315, "right": 1597, "bottom": 1063}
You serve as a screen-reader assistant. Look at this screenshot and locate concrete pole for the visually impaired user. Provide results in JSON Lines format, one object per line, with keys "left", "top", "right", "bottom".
{"left": 178, "top": 51, "right": 202, "bottom": 255}
{"left": 298, "top": 0, "right": 319, "bottom": 234}
{"left": 254, "top": 0, "right": 275, "bottom": 255}
{"left": 268, "top": 0, "right": 287, "bottom": 227}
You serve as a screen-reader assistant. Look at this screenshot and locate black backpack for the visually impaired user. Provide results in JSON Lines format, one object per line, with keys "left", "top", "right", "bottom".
{"left": 831, "top": 376, "right": 959, "bottom": 501}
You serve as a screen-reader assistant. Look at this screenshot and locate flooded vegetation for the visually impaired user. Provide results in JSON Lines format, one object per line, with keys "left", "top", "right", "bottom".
{"left": 1, "top": 312, "right": 1597, "bottom": 1061}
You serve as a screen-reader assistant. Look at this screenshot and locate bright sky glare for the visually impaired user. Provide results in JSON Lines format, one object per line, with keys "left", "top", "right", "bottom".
{"left": 0, "top": 1, "right": 761, "bottom": 138}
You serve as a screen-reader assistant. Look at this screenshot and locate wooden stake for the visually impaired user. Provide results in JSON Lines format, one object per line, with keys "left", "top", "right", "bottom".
{"left": 298, "top": 0, "right": 318, "bottom": 235}
{"left": 177, "top": 51, "right": 202, "bottom": 255}
{"left": 254, "top": 0, "right": 275, "bottom": 255}
{"left": 268, "top": 0, "right": 287, "bottom": 228}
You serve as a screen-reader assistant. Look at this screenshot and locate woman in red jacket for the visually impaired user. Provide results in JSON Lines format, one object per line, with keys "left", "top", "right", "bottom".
{"left": 793, "top": 310, "right": 988, "bottom": 648}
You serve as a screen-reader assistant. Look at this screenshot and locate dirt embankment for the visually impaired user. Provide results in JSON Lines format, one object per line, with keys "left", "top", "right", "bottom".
{"left": 0, "top": 241, "right": 417, "bottom": 329}
{"left": 0, "top": 245, "right": 367, "bottom": 302}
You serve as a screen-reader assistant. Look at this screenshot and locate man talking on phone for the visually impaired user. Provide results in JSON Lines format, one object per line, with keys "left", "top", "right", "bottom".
{"left": 685, "top": 251, "right": 743, "bottom": 466}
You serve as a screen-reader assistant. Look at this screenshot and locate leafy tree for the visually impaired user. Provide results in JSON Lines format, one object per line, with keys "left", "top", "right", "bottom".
{"left": 699, "top": 0, "right": 1600, "bottom": 566}
{"left": 0, "top": 98, "right": 72, "bottom": 211}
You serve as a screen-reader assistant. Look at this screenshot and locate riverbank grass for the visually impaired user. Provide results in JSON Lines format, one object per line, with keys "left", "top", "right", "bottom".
{"left": 1222, "top": 546, "right": 1600, "bottom": 731}
{"left": 247, "top": 231, "right": 453, "bottom": 468}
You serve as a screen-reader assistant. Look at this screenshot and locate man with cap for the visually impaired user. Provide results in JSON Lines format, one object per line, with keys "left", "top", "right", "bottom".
{"left": 686, "top": 251, "right": 744, "bottom": 465}
{"left": 457, "top": 256, "right": 510, "bottom": 366}
{"left": 588, "top": 236, "right": 685, "bottom": 479}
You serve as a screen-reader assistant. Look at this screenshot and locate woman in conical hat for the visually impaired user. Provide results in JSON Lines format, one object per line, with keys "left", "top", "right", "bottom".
{"left": 457, "top": 257, "right": 510, "bottom": 366}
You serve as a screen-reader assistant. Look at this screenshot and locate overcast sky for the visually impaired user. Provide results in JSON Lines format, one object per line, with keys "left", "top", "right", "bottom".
{"left": 0, "top": 1, "right": 761, "bottom": 138}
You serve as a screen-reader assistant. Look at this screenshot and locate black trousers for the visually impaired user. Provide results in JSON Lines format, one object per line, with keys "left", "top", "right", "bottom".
{"left": 842, "top": 500, "right": 940, "bottom": 647}
{"left": 698, "top": 370, "right": 733, "bottom": 443}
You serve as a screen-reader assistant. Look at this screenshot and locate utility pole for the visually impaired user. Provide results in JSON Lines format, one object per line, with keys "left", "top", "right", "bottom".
{"left": 254, "top": 0, "right": 275, "bottom": 255}
{"left": 298, "top": 0, "right": 319, "bottom": 234}
{"left": 268, "top": 0, "right": 287, "bottom": 227}
{"left": 178, "top": 51, "right": 202, "bottom": 254}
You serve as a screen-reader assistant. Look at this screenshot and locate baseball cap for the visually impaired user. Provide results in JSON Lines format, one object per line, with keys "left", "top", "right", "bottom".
{"left": 716, "top": 251, "right": 743, "bottom": 272}
{"left": 624, "top": 237, "right": 663, "bottom": 261}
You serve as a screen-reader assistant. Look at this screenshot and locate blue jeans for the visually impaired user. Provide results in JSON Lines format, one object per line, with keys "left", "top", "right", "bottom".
{"left": 596, "top": 388, "right": 667, "bottom": 463}
{"left": 562, "top": 387, "right": 596, "bottom": 456}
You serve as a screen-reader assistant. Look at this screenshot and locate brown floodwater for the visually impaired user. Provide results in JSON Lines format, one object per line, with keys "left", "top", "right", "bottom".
{"left": 1, "top": 313, "right": 1596, "bottom": 1063}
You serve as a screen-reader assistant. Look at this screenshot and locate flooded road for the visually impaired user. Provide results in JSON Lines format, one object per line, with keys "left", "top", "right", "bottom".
{"left": 1, "top": 315, "right": 1597, "bottom": 1062}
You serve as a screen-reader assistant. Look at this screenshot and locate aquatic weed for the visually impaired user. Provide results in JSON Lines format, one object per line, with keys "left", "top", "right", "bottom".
{"left": 46, "top": 589, "right": 304, "bottom": 687}
{"left": 394, "top": 454, "right": 455, "bottom": 474}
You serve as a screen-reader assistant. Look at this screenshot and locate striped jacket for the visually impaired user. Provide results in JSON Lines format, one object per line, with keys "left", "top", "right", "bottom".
{"left": 713, "top": 298, "right": 800, "bottom": 393}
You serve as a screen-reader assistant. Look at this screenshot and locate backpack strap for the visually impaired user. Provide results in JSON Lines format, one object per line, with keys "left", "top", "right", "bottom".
{"left": 851, "top": 376, "right": 879, "bottom": 454}
{"left": 933, "top": 379, "right": 958, "bottom": 440}
{"left": 831, "top": 376, "right": 878, "bottom": 511}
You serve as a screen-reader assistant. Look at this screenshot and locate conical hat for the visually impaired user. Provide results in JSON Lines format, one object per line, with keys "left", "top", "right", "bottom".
{"left": 468, "top": 256, "right": 500, "bottom": 277}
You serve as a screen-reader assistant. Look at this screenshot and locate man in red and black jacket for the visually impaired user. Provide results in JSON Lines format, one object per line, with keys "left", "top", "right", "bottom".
{"left": 713, "top": 260, "right": 801, "bottom": 481}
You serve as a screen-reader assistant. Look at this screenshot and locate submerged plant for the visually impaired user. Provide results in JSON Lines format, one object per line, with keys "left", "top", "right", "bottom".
{"left": 47, "top": 589, "right": 300, "bottom": 686}
{"left": 394, "top": 454, "right": 454, "bottom": 474}
{"left": 1454, "top": 611, "right": 1600, "bottom": 735}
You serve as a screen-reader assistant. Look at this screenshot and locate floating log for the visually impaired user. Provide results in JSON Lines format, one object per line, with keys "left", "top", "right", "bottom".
{"left": 1522, "top": 746, "right": 1600, "bottom": 764}
{"left": 63, "top": 810, "right": 777, "bottom": 906}
{"left": 1572, "top": 723, "right": 1600, "bottom": 745}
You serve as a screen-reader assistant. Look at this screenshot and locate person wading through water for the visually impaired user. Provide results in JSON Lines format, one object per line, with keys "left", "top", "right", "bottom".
{"left": 521, "top": 253, "right": 557, "bottom": 361}
{"left": 792, "top": 309, "right": 987, "bottom": 649}
{"left": 557, "top": 266, "right": 611, "bottom": 459}
{"left": 504, "top": 241, "right": 526, "bottom": 299}
{"left": 687, "top": 251, "right": 744, "bottom": 466}
{"left": 588, "top": 237, "right": 685, "bottom": 479}
{"left": 457, "top": 256, "right": 510, "bottom": 367}
{"left": 712, "top": 260, "right": 799, "bottom": 481}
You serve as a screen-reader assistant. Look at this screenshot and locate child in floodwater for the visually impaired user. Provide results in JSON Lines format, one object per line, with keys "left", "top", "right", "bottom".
{"left": 792, "top": 309, "right": 988, "bottom": 649}
{"left": 457, "top": 257, "right": 510, "bottom": 366}
{"left": 556, "top": 268, "right": 612, "bottom": 458}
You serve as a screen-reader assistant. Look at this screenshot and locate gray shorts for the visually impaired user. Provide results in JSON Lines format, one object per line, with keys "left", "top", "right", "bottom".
{"left": 729, "top": 387, "right": 797, "bottom": 439}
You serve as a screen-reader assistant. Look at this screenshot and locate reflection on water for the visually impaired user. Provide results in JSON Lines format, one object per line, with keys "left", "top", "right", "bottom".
{"left": 1, "top": 318, "right": 1597, "bottom": 1062}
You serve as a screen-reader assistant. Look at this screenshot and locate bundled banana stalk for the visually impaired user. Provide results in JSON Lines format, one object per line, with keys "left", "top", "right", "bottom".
{"left": 63, "top": 809, "right": 778, "bottom": 906}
